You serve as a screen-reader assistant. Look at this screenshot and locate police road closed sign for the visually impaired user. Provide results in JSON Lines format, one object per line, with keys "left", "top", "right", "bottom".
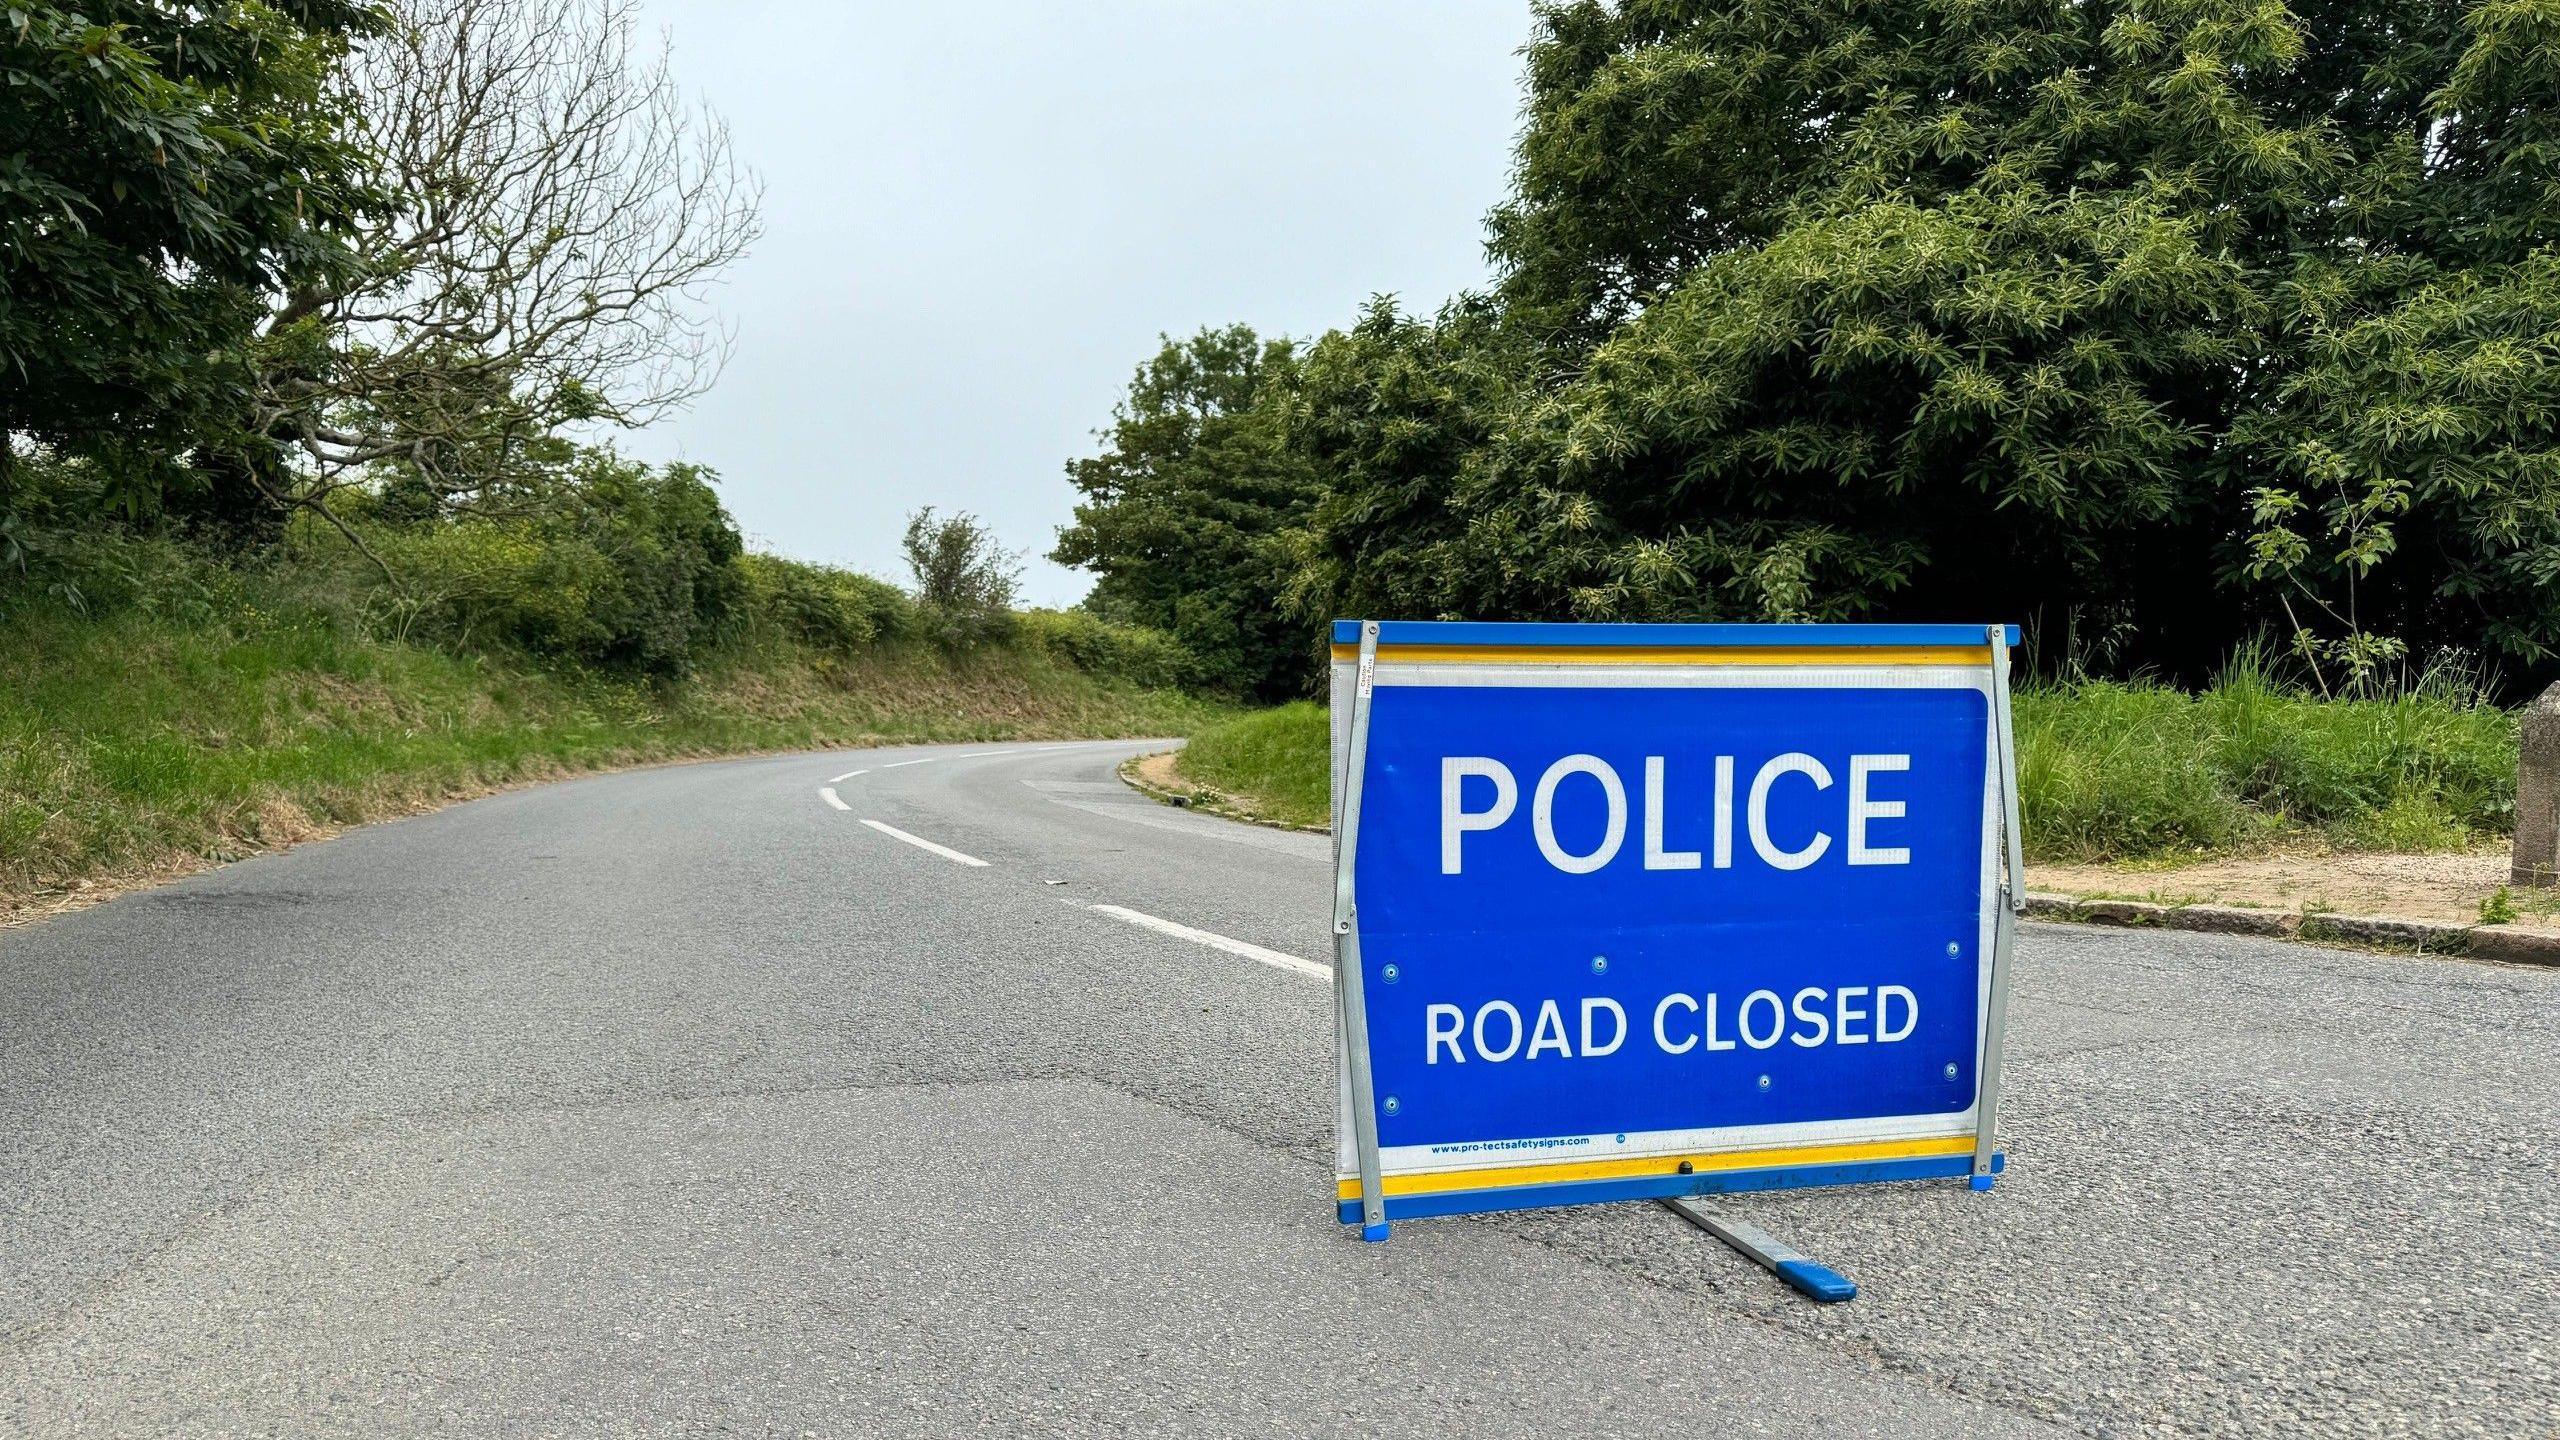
{"left": 1327, "top": 621, "right": 2025, "bottom": 1237}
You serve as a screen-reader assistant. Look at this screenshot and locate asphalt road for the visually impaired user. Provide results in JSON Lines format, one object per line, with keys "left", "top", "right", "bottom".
{"left": 3, "top": 740, "right": 2554, "bottom": 1438}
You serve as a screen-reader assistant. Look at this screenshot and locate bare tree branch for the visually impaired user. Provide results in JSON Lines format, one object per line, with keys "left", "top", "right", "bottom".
{"left": 256, "top": 0, "right": 762, "bottom": 513}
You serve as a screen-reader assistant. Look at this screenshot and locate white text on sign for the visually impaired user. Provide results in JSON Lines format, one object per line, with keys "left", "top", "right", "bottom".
{"left": 1423, "top": 987, "right": 1920, "bottom": 1063}
{"left": 1440, "top": 753, "right": 1913, "bottom": 875}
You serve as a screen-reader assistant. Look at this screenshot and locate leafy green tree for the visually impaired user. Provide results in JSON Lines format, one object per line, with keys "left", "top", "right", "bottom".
{"left": 0, "top": 2, "right": 378, "bottom": 527}
{"left": 1289, "top": 298, "right": 1537, "bottom": 625}
{"left": 1293, "top": 0, "right": 2560, "bottom": 684}
{"left": 2231, "top": 0, "right": 2560, "bottom": 683}
{"left": 1054, "top": 325, "right": 1323, "bottom": 698}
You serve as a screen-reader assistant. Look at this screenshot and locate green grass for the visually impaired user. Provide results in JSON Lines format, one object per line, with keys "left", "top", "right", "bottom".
{"left": 1, "top": 569, "right": 1233, "bottom": 910}
{"left": 1175, "top": 701, "right": 1333, "bottom": 828}
{"left": 2013, "top": 665, "right": 2514, "bottom": 862}
{"left": 1173, "top": 671, "right": 2518, "bottom": 864}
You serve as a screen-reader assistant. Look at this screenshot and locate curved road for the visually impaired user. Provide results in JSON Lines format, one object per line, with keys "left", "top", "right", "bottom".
{"left": 3, "top": 740, "right": 2554, "bottom": 1437}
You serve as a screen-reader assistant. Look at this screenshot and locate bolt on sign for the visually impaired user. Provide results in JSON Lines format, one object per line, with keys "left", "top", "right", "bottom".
{"left": 1327, "top": 621, "right": 2026, "bottom": 1240}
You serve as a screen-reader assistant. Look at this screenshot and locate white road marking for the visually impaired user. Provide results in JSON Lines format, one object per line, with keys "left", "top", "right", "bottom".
{"left": 860, "top": 819, "right": 990, "bottom": 867}
{"left": 820, "top": 787, "right": 851, "bottom": 811}
{"left": 956, "top": 749, "right": 1019, "bottom": 759}
{"left": 881, "top": 758, "right": 936, "bottom": 769}
{"left": 1084, "top": 904, "right": 1330, "bottom": 983}
{"left": 1034, "top": 744, "right": 1097, "bottom": 752}
{"left": 827, "top": 768, "right": 870, "bottom": 783}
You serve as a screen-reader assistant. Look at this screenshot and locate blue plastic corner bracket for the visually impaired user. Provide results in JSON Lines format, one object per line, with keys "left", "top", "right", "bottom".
{"left": 1968, "top": 1150, "right": 2008, "bottom": 1192}
{"left": 1772, "top": 1257, "right": 1860, "bottom": 1304}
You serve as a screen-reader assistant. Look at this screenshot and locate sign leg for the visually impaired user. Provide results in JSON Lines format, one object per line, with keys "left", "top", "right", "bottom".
{"left": 1332, "top": 620, "right": 1389, "bottom": 1241}
{"left": 1660, "top": 1199, "right": 1857, "bottom": 1303}
{"left": 1974, "top": 623, "right": 2027, "bottom": 1190}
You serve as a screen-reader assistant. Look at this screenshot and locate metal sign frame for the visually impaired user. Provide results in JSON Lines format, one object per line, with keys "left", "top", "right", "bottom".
{"left": 1329, "top": 620, "right": 2023, "bottom": 1238}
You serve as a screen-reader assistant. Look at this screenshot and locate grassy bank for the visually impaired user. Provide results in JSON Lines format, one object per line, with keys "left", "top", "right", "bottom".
{"left": 1, "top": 546, "right": 1229, "bottom": 917}
{"left": 1173, "top": 701, "right": 1332, "bottom": 828}
{"left": 1170, "top": 674, "right": 2518, "bottom": 865}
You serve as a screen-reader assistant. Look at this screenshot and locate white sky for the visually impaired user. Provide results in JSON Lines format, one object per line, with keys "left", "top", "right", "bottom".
{"left": 622, "top": 2, "right": 1534, "bottom": 606}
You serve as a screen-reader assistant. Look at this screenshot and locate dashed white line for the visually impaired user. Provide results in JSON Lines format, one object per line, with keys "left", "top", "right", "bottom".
{"left": 1084, "top": 904, "right": 1330, "bottom": 983}
{"left": 881, "top": 758, "right": 936, "bottom": 769}
{"left": 859, "top": 819, "right": 990, "bottom": 867}
{"left": 819, "top": 787, "right": 851, "bottom": 811}
{"left": 827, "top": 768, "right": 870, "bottom": 783}
{"left": 955, "top": 749, "right": 1020, "bottom": 759}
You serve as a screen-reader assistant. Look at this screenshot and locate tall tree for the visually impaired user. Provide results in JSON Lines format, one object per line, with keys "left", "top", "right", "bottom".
{"left": 1054, "top": 325, "right": 1323, "bottom": 698}
{"left": 2231, "top": 0, "right": 2560, "bottom": 682}
{"left": 1297, "top": 0, "right": 2560, "bottom": 685}
{"left": 0, "top": 2, "right": 377, "bottom": 523}
{"left": 246, "top": 0, "right": 760, "bottom": 555}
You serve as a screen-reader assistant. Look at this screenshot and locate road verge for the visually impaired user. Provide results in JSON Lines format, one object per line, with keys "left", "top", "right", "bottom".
{"left": 1116, "top": 750, "right": 1328, "bottom": 834}
{"left": 2022, "top": 892, "right": 2560, "bottom": 965}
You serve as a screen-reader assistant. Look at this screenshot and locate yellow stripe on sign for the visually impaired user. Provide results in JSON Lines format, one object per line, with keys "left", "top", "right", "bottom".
{"left": 1333, "top": 1134, "right": 1975, "bottom": 1201}
{"left": 1328, "top": 644, "right": 1990, "bottom": 667}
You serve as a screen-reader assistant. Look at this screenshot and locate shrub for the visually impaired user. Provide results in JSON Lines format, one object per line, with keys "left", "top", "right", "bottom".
{"left": 1017, "top": 609, "right": 1202, "bottom": 691}
{"left": 1, "top": 525, "right": 239, "bottom": 626}
{"left": 736, "top": 553, "right": 914, "bottom": 651}
{"left": 363, "top": 520, "right": 619, "bottom": 659}
{"left": 357, "top": 451, "right": 745, "bottom": 676}
{"left": 902, "top": 507, "right": 1020, "bottom": 650}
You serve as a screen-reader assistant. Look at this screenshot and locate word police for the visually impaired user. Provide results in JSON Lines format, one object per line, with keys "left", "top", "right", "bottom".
{"left": 1441, "top": 752, "right": 1915, "bottom": 875}
{"left": 1424, "top": 986, "right": 1920, "bottom": 1064}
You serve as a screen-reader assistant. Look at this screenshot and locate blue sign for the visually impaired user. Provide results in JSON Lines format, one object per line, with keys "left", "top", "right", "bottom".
{"left": 1329, "top": 622, "right": 2023, "bottom": 1235}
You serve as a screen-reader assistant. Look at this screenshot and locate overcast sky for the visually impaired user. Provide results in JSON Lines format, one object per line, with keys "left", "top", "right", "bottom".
{"left": 621, "top": 3, "right": 1534, "bottom": 606}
